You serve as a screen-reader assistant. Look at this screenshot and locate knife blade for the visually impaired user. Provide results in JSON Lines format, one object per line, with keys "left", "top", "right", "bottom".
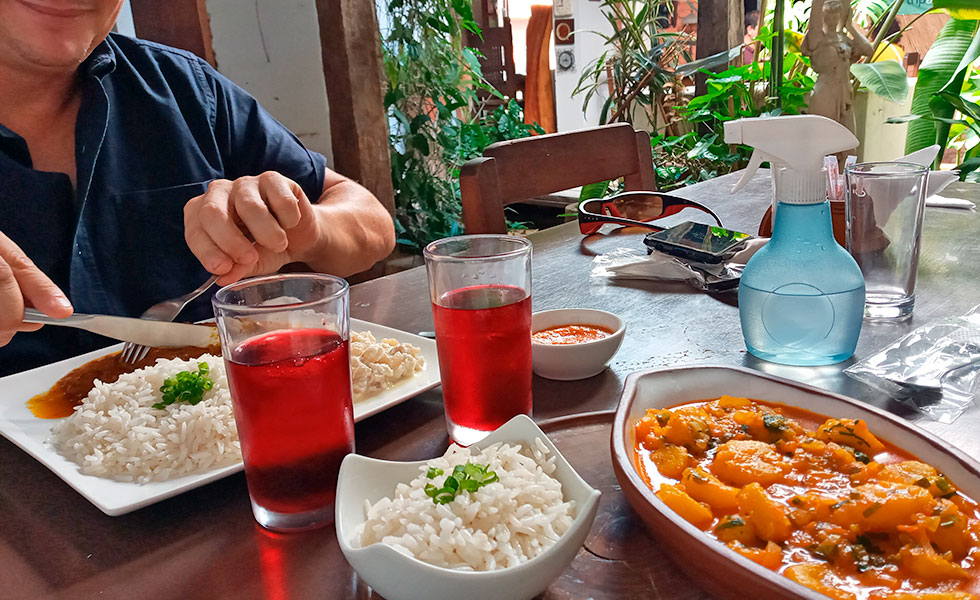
{"left": 23, "top": 309, "right": 219, "bottom": 348}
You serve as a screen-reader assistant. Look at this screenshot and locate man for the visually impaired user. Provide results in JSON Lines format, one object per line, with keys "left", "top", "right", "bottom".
{"left": 0, "top": 0, "right": 396, "bottom": 375}
{"left": 743, "top": 10, "right": 760, "bottom": 64}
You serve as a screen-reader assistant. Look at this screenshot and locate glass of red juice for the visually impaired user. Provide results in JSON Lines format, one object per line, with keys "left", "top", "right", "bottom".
{"left": 423, "top": 235, "right": 532, "bottom": 445}
{"left": 212, "top": 273, "right": 354, "bottom": 532}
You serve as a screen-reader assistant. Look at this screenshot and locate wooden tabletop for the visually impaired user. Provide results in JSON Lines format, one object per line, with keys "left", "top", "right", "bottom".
{"left": 2, "top": 171, "right": 977, "bottom": 599}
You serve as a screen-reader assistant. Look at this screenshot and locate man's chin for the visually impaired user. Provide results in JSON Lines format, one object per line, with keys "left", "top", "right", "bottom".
{"left": 1, "top": 37, "right": 92, "bottom": 72}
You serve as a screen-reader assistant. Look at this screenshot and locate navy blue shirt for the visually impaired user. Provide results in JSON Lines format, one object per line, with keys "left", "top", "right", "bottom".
{"left": 0, "top": 34, "right": 327, "bottom": 375}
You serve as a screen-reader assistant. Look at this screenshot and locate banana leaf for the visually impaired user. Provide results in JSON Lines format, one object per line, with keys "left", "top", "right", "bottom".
{"left": 850, "top": 60, "right": 910, "bottom": 103}
{"left": 904, "top": 18, "right": 980, "bottom": 165}
{"left": 932, "top": 0, "right": 980, "bottom": 19}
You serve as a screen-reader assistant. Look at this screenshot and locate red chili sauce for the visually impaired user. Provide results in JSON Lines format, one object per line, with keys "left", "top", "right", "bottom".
{"left": 531, "top": 324, "right": 613, "bottom": 345}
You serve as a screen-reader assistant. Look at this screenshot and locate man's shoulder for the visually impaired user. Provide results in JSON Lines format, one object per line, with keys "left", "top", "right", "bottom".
{"left": 105, "top": 33, "right": 217, "bottom": 85}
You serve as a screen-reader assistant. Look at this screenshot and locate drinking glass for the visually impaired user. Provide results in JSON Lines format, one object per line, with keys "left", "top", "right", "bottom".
{"left": 423, "top": 235, "right": 533, "bottom": 446}
{"left": 845, "top": 162, "right": 929, "bottom": 320}
{"left": 212, "top": 273, "right": 354, "bottom": 532}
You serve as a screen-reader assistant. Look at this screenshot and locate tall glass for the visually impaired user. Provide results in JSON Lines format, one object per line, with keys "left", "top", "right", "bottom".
{"left": 424, "top": 235, "right": 533, "bottom": 446}
{"left": 845, "top": 162, "right": 929, "bottom": 320}
{"left": 212, "top": 273, "right": 354, "bottom": 532}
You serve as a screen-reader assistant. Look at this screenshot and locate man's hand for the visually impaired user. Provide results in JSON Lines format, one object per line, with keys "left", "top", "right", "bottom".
{"left": 0, "top": 231, "right": 73, "bottom": 347}
{"left": 183, "top": 172, "right": 322, "bottom": 286}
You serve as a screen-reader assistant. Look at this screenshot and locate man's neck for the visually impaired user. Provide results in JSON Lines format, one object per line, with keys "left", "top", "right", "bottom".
{"left": 0, "top": 58, "right": 83, "bottom": 183}
{"left": 0, "top": 58, "right": 80, "bottom": 133}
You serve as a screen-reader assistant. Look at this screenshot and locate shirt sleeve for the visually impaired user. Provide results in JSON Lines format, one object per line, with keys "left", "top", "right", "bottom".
{"left": 203, "top": 65, "right": 327, "bottom": 203}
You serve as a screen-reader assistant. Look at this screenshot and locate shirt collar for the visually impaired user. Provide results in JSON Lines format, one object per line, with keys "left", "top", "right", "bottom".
{"left": 80, "top": 37, "right": 117, "bottom": 79}
{"left": 0, "top": 122, "right": 17, "bottom": 139}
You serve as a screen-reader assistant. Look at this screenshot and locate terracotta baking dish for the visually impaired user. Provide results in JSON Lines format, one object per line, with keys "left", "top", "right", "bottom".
{"left": 611, "top": 365, "right": 980, "bottom": 600}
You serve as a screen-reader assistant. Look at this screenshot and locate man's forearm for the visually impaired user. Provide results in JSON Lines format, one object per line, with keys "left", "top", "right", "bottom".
{"left": 296, "top": 180, "right": 396, "bottom": 277}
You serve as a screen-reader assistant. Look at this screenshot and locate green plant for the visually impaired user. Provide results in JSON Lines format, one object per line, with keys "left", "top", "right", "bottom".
{"left": 947, "top": 69, "right": 980, "bottom": 180}
{"left": 382, "top": 0, "right": 483, "bottom": 250}
{"left": 573, "top": 0, "right": 691, "bottom": 129}
{"left": 654, "top": 56, "right": 815, "bottom": 190}
{"left": 382, "top": 0, "right": 542, "bottom": 251}
{"left": 901, "top": 17, "right": 980, "bottom": 167}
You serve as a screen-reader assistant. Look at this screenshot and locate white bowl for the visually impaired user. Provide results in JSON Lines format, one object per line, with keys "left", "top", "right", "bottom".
{"left": 335, "top": 415, "right": 601, "bottom": 600}
{"left": 531, "top": 309, "right": 625, "bottom": 380}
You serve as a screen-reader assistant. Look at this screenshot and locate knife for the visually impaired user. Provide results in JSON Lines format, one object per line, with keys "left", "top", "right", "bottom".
{"left": 23, "top": 308, "right": 219, "bottom": 348}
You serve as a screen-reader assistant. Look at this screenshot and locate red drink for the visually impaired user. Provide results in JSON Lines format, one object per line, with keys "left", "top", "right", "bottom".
{"left": 431, "top": 284, "right": 532, "bottom": 441}
{"left": 226, "top": 329, "right": 354, "bottom": 516}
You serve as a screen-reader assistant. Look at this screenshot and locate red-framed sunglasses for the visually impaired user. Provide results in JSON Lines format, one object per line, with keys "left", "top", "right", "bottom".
{"left": 577, "top": 191, "right": 723, "bottom": 235}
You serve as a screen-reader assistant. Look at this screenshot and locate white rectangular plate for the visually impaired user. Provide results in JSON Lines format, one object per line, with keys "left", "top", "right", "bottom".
{"left": 0, "top": 318, "right": 440, "bottom": 517}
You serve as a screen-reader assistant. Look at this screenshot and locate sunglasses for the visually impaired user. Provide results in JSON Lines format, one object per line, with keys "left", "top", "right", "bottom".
{"left": 577, "top": 191, "right": 724, "bottom": 235}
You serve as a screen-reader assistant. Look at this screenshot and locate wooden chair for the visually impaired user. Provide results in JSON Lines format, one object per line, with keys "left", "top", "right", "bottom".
{"left": 459, "top": 123, "right": 657, "bottom": 234}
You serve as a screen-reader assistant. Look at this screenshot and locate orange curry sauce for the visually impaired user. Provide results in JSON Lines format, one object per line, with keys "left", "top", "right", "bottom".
{"left": 634, "top": 396, "right": 980, "bottom": 600}
{"left": 27, "top": 345, "right": 221, "bottom": 419}
{"left": 531, "top": 324, "right": 613, "bottom": 345}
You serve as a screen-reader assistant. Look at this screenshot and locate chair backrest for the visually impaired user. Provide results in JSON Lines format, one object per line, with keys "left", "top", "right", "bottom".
{"left": 468, "top": 19, "right": 520, "bottom": 102}
{"left": 459, "top": 123, "right": 657, "bottom": 234}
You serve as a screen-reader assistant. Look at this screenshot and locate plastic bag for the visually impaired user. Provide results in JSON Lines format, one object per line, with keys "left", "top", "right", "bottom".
{"left": 844, "top": 306, "right": 980, "bottom": 423}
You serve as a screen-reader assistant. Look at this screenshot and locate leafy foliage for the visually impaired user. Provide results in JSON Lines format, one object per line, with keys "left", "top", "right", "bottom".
{"left": 653, "top": 57, "right": 815, "bottom": 190}
{"left": 573, "top": 0, "right": 692, "bottom": 128}
{"left": 904, "top": 18, "right": 980, "bottom": 164}
{"left": 850, "top": 60, "right": 910, "bottom": 103}
{"left": 382, "top": 0, "right": 542, "bottom": 252}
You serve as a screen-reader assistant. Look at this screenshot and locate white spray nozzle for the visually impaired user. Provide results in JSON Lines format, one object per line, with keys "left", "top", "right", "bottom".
{"left": 724, "top": 115, "right": 859, "bottom": 198}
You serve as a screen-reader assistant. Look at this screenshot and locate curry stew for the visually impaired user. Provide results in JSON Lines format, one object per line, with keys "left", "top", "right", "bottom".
{"left": 27, "top": 345, "right": 221, "bottom": 419}
{"left": 634, "top": 396, "right": 980, "bottom": 600}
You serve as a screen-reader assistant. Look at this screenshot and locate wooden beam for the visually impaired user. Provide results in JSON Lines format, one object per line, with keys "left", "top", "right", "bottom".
{"left": 694, "top": 0, "right": 744, "bottom": 96}
{"left": 129, "top": 0, "right": 215, "bottom": 66}
{"left": 315, "top": 0, "right": 395, "bottom": 215}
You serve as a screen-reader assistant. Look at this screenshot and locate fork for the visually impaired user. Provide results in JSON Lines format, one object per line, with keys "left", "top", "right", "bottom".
{"left": 120, "top": 275, "right": 219, "bottom": 364}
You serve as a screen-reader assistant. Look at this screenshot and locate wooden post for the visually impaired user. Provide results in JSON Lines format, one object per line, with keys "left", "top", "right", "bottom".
{"left": 315, "top": 0, "right": 395, "bottom": 215}
{"left": 694, "top": 0, "right": 744, "bottom": 97}
{"left": 129, "top": 0, "right": 215, "bottom": 66}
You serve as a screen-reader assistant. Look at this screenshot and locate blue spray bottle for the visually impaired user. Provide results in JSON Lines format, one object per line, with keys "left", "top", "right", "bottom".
{"left": 724, "top": 115, "right": 865, "bottom": 366}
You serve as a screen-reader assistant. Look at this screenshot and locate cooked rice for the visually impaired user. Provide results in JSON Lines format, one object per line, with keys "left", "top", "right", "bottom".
{"left": 350, "top": 331, "right": 425, "bottom": 399}
{"left": 355, "top": 438, "right": 575, "bottom": 571}
{"left": 49, "top": 355, "right": 240, "bottom": 483}
{"left": 47, "top": 329, "right": 423, "bottom": 484}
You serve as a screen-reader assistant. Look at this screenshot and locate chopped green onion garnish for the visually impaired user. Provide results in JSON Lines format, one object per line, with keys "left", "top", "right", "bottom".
{"left": 153, "top": 363, "right": 213, "bottom": 410}
{"left": 423, "top": 461, "right": 498, "bottom": 505}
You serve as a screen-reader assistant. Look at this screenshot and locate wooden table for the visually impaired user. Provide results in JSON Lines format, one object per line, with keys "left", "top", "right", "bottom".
{"left": 2, "top": 171, "right": 978, "bottom": 599}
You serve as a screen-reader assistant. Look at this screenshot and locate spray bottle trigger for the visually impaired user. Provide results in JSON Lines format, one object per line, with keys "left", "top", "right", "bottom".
{"left": 731, "top": 151, "right": 766, "bottom": 194}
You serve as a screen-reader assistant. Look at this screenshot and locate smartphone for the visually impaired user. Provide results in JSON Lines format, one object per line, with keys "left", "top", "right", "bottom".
{"left": 643, "top": 221, "right": 752, "bottom": 264}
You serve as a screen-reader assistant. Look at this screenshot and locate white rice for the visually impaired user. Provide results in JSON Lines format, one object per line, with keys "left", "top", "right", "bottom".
{"left": 49, "top": 355, "right": 240, "bottom": 483}
{"left": 355, "top": 438, "right": 575, "bottom": 571}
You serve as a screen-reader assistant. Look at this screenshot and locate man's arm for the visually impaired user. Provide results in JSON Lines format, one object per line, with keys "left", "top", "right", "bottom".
{"left": 297, "top": 169, "right": 396, "bottom": 276}
{"left": 184, "top": 168, "right": 395, "bottom": 286}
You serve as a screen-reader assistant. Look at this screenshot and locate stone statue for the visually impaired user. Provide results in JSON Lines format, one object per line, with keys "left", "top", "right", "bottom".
{"left": 802, "top": 0, "right": 874, "bottom": 135}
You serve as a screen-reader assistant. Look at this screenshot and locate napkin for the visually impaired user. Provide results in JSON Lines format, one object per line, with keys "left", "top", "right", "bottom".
{"left": 895, "top": 145, "right": 963, "bottom": 207}
{"left": 926, "top": 195, "right": 976, "bottom": 210}
{"left": 590, "top": 238, "right": 768, "bottom": 293}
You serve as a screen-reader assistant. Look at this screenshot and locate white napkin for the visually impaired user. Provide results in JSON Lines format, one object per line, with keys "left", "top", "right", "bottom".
{"left": 927, "top": 195, "right": 976, "bottom": 210}
{"left": 896, "top": 145, "right": 963, "bottom": 207}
